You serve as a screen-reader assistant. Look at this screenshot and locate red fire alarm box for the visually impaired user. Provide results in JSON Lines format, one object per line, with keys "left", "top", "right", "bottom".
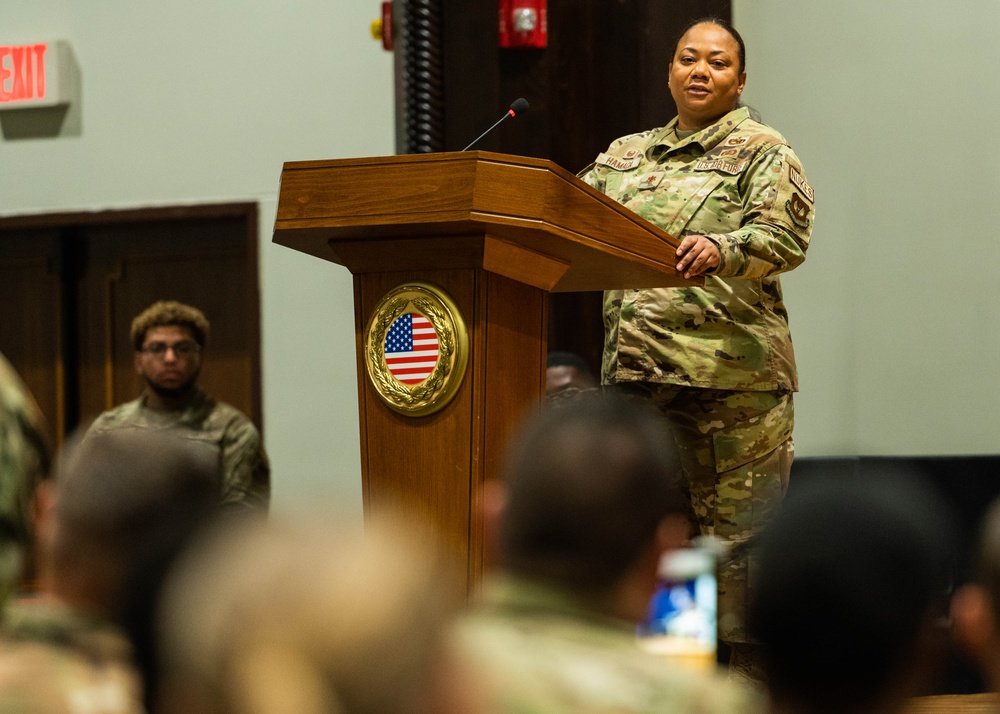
{"left": 499, "top": 0, "right": 547, "bottom": 49}
{"left": 380, "top": 2, "right": 394, "bottom": 51}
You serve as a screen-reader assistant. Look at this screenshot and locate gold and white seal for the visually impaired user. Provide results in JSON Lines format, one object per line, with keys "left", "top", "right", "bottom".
{"left": 364, "top": 282, "right": 469, "bottom": 417}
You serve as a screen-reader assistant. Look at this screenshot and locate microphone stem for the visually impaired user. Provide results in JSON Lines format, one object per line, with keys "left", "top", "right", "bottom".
{"left": 461, "top": 112, "right": 512, "bottom": 152}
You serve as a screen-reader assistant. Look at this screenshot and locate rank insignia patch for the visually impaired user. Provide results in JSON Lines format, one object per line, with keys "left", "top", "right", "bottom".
{"left": 637, "top": 172, "right": 664, "bottom": 190}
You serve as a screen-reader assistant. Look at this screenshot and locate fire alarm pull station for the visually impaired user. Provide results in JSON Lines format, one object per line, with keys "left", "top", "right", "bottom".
{"left": 499, "top": 0, "right": 547, "bottom": 49}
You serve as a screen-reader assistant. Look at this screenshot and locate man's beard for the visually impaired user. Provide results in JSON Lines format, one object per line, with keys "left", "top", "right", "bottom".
{"left": 145, "top": 372, "right": 199, "bottom": 400}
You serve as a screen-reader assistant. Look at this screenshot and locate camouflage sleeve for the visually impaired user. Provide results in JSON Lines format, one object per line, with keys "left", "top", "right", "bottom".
{"left": 577, "top": 161, "right": 603, "bottom": 192}
{"left": 706, "top": 144, "right": 814, "bottom": 279}
{"left": 0, "top": 355, "right": 50, "bottom": 550}
{"left": 219, "top": 418, "right": 270, "bottom": 511}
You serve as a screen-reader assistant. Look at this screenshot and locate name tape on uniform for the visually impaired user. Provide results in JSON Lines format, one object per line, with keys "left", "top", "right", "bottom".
{"left": 694, "top": 159, "right": 747, "bottom": 175}
{"left": 789, "top": 167, "right": 814, "bottom": 203}
{"left": 596, "top": 150, "right": 642, "bottom": 171}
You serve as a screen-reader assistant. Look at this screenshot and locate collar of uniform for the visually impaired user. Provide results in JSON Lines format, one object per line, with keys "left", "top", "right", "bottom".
{"left": 138, "top": 386, "right": 211, "bottom": 423}
{"left": 647, "top": 106, "right": 752, "bottom": 161}
{"left": 646, "top": 121, "right": 680, "bottom": 161}
{"left": 3, "top": 598, "right": 136, "bottom": 662}
{"left": 477, "top": 573, "right": 633, "bottom": 632}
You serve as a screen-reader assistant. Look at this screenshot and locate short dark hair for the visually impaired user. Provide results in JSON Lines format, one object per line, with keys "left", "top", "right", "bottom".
{"left": 53, "top": 429, "right": 219, "bottom": 616}
{"left": 131, "top": 300, "right": 210, "bottom": 351}
{"left": 749, "top": 475, "right": 956, "bottom": 711}
{"left": 673, "top": 17, "right": 746, "bottom": 75}
{"left": 500, "top": 393, "right": 685, "bottom": 594}
{"left": 545, "top": 351, "right": 590, "bottom": 371}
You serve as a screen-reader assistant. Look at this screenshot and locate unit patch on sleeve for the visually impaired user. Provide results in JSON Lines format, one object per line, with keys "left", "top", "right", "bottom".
{"left": 786, "top": 192, "right": 811, "bottom": 227}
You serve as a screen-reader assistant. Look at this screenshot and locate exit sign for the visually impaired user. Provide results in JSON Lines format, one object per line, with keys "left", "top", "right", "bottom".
{"left": 0, "top": 40, "right": 73, "bottom": 109}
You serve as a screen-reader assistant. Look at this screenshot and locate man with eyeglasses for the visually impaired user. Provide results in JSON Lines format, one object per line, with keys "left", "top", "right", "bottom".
{"left": 84, "top": 300, "right": 269, "bottom": 510}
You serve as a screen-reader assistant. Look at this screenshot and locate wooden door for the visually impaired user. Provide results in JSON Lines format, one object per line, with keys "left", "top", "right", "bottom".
{"left": 0, "top": 203, "right": 261, "bottom": 450}
{"left": 0, "top": 228, "right": 67, "bottom": 442}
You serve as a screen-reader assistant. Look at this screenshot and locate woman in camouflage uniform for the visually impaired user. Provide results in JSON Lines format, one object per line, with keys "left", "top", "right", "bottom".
{"left": 579, "top": 18, "right": 815, "bottom": 678}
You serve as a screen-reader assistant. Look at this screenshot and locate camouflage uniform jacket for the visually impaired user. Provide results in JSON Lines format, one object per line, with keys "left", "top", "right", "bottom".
{"left": 86, "top": 389, "right": 269, "bottom": 510}
{"left": 0, "top": 599, "right": 145, "bottom": 713}
{"left": 452, "top": 575, "right": 761, "bottom": 714}
{"left": 0, "top": 353, "right": 50, "bottom": 603}
{"left": 579, "top": 107, "right": 815, "bottom": 391}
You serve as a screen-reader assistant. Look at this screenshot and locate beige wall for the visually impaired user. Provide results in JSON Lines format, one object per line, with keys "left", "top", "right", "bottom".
{"left": 1, "top": 2, "right": 395, "bottom": 521}
{"left": 734, "top": 1, "right": 1000, "bottom": 456}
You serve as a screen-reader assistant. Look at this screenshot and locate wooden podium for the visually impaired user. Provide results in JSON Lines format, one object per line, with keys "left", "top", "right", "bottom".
{"left": 273, "top": 151, "right": 696, "bottom": 590}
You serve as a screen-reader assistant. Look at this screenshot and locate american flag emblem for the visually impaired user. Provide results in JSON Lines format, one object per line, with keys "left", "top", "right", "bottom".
{"left": 383, "top": 312, "right": 440, "bottom": 385}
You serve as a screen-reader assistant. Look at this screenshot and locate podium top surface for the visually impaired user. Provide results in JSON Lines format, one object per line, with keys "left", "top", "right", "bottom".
{"left": 272, "top": 151, "right": 699, "bottom": 292}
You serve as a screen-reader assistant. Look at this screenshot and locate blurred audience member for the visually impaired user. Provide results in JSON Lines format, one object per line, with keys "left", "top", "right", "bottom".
{"left": 0, "top": 351, "right": 51, "bottom": 602}
{"left": 85, "top": 300, "right": 269, "bottom": 510}
{"left": 545, "top": 351, "right": 598, "bottom": 398}
{"left": 454, "top": 393, "right": 760, "bottom": 713}
{"left": 0, "top": 429, "right": 220, "bottom": 713}
{"left": 748, "top": 476, "right": 956, "bottom": 714}
{"left": 952, "top": 497, "right": 1000, "bottom": 694}
{"left": 157, "top": 513, "right": 480, "bottom": 714}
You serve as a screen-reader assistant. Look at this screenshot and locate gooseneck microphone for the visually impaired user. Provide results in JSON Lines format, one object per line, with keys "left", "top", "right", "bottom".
{"left": 461, "top": 98, "right": 530, "bottom": 151}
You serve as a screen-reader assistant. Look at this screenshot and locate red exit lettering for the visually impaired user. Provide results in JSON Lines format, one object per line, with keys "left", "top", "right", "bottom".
{"left": 0, "top": 44, "right": 47, "bottom": 103}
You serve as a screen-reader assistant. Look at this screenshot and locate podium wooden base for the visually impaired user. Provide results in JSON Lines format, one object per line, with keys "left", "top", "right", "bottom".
{"left": 355, "top": 268, "right": 545, "bottom": 591}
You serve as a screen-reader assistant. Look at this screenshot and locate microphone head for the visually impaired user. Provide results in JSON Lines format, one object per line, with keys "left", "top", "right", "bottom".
{"left": 509, "top": 98, "right": 529, "bottom": 116}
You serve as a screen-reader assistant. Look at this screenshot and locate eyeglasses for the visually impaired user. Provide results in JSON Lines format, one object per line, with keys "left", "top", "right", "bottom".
{"left": 140, "top": 341, "right": 201, "bottom": 358}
